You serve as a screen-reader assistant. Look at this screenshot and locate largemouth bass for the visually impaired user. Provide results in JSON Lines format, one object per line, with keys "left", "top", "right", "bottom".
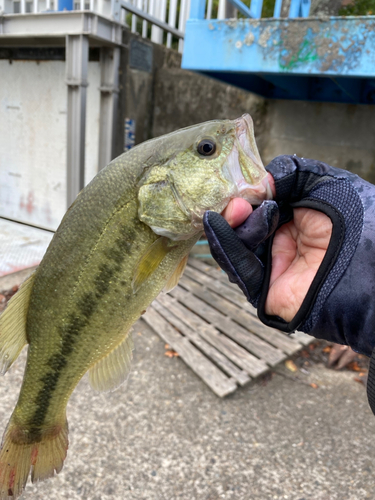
{"left": 0, "top": 114, "right": 270, "bottom": 498}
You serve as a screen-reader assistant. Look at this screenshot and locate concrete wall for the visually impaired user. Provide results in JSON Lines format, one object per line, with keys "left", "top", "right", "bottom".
{"left": 0, "top": 58, "right": 101, "bottom": 230}
{"left": 121, "top": 32, "right": 268, "bottom": 153}
{"left": 262, "top": 99, "right": 375, "bottom": 183}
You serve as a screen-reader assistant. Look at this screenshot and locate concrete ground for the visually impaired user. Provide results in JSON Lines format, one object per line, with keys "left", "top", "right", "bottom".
{"left": 0, "top": 317, "right": 374, "bottom": 500}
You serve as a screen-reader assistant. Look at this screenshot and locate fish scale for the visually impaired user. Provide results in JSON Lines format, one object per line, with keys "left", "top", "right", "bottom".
{"left": 0, "top": 114, "right": 270, "bottom": 499}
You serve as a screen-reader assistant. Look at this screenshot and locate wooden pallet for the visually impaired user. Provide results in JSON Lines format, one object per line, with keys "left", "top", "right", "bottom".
{"left": 142, "top": 258, "right": 312, "bottom": 398}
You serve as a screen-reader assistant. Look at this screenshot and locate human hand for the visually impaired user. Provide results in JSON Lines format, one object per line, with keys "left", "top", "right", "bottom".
{"left": 221, "top": 181, "right": 332, "bottom": 322}
{"left": 207, "top": 155, "right": 375, "bottom": 415}
{"left": 204, "top": 155, "right": 375, "bottom": 356}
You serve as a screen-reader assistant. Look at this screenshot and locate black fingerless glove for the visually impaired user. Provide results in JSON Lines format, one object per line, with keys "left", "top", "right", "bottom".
{"left": 204, "top": 155, "right": 375, "bottom": 413}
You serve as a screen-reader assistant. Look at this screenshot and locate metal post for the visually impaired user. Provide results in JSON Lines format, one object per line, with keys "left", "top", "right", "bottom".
{"left": 189, "top": 0, "right": 206, "bottom": 19}
{"left": 66, "top": 34, "right": 89, "bottom": 207}
{"left": 217, "top": 0, "right": 226, "bottom": 19}
{"left": 289, "top": 0, "right": 301, "bottom": 17}
{"left": 225, "top": 2, "right": 236, "bottom": 17}
{"left": 178, "top": 0, "right": 189, "bottom": 52}
{"left": 98, "top": 46, "right": 120, "bottom": 170}
{"left": 273, "top": 0, "right": 282, "bottom": 17}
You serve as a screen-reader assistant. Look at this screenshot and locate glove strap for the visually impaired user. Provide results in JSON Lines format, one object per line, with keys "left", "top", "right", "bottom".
{"left": 257, "top": 198, "right": 345, "bottom": 332}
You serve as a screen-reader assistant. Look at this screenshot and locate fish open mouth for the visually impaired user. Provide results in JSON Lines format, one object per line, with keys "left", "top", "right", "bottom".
{"left": 227, "top": 114, "right": 272, "bottom": 205}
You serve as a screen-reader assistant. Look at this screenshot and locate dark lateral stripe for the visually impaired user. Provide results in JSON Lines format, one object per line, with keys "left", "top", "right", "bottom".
{"left": 27, "top": 223, "right": 137, "bottom": 431}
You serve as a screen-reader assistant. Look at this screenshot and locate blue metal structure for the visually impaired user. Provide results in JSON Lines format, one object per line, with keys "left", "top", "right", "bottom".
{"left": 58, "top": 0, "right": 73, "bottom": 10}
{"left": 182, "top": 0, "right": 375, "bottom": 104}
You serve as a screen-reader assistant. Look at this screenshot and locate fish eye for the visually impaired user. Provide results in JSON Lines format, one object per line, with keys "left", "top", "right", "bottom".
{"left": 197, "top": 138, "right": 216, "bottom": 156}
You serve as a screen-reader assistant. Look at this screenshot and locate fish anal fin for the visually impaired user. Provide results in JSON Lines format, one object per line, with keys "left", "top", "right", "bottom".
{"left": 88, "top": 332, "right": 134, "bottom": 393}
{"left": 163, "top": 255, "right": 188, "bottom": 293}
{"left": 131, "top": 237, "right": 173, "bottom": 294}
{"left": 0, "top": 272, "right": 35, "bottom": 375}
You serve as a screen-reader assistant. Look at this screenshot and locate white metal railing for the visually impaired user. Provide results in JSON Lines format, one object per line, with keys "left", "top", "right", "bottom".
{"left": 121, "top": 0, "right": 188, "bottom": 51}
{"left": 193, "top": 0, "right": 311, "bottom": 20}
{"left": 2, "top": 0, "right": 189, "bottom": 51}
{"left": 0, "top": 0, "right": 311, "bottom": 49}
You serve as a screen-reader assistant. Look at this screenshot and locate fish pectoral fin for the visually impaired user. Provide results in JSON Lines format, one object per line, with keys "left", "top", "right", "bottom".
{"left": 0, "top": 272, "right": 35, "bottom": 374}
{"left": 163, "top": 255, "right": 188, "bottom": 293}
{"left": 88, "top": 332, "right": 134, "bottom": 393}
{"left": 131, "top": 236, "right": 174, "bottom": 294}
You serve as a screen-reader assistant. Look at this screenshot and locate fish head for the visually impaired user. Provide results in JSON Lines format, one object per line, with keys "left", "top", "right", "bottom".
{"left": 138, "top": 113, "right": 271, "bottom": 240}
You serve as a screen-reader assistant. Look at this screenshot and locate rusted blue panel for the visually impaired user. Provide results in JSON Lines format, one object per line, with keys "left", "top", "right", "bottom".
{"left": 182, "top": 16, "right": 375, "bottom": 104}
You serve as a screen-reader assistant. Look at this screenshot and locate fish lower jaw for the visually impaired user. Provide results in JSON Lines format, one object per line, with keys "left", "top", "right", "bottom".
{"left": 236, "top": 176, "right": 272, "bottom": 205}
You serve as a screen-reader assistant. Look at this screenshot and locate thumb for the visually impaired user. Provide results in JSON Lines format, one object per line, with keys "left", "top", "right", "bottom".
{"left": 234, "top": 201, "right": 279, "bottom": 251}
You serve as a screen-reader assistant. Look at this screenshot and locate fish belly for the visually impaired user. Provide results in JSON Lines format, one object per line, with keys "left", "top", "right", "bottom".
{"left": 0, "top": 196, "right": 196, "bottom": 499}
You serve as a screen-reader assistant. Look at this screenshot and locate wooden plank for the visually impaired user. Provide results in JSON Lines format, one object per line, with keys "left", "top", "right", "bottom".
{"left": 142, "top": 307, "right": 237, "bottom": 398}
{"left": 186, "top": 260, "right": 313, "bottom": 346}
{"left": 188, "top": 258, "right": 229, "bottom": 282}
{"left": 179, "top": 275, "right": 301, "bottom": 355}
{"left": 151, "top": 301, "right": 250, "bottom": 386}
{"left": 185, "top": 264, "right": 259, "bottom": 316}
{"left": 170, "top": 286, "right": 286, "bottom": 366}
{"left": 156, "top": 294, "right": 268, "bottom": 377}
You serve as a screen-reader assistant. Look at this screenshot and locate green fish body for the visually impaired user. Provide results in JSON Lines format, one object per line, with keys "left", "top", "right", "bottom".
{"left": 0, "top": 114, "right": 270, "bottom": 498}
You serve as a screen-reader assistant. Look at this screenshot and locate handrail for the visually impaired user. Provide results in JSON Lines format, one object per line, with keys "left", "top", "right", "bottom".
{"left": 121, "top": 1, "right": 184, "bottom": 39}
{"left": 189, "top": 0, "right": 311, "bottom": 21}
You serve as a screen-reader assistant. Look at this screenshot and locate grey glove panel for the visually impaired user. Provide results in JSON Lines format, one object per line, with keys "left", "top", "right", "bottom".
{"left": 300, "top": 179, "right": 364, "bottom": 333}
{"left": 267, "top": 155, "right": 358, "bottom": 189}
{"left": 305, "top": 178, "right": 375, "bottom": 356}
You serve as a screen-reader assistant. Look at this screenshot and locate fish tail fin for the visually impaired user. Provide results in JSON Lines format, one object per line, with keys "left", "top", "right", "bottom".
{"left": 0, "top": 416, "right": 69, "bottom": 499}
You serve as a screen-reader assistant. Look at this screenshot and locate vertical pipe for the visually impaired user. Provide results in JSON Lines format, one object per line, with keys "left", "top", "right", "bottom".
{"left": 33, "top": 0, "right": 38, "bottom": 12}
{"left": 66, "top": 34, "right": 89, "bottom": 207}
{"left": 217, "top": 0, "right": 226, "bottom": 18}
{"left": 206, "top": 0, "right": 213, "bottom": 19}
{"left": 300, "top": 0, "right": 310, "bottom": 17}
{"left": 20, "top": 0, "right": 26, "bottom": 13}
{"left": 132, "top": 0, "right": 143, "bottom": 33}
{"left": 151, "top": 0, "right": 166, "bottom": 44}
{"left": 289, "top": 0, "right": 301, "bottom": 17}
{"left": 142, "top": 0, "right": 148, "bottom": 37}
{"left": 189, "top": 0, "right": 205, "bottom": 18}
{"left": 178, "top": 0, "right": 188, "bottom": 52}
{"left": 249, "top": 0, "right": 263, "bottom": 18}
{"left": 273, "top": 0, "right": 282, "bottom": 16}
{"left": 130, "top": 0, "right": 136, "bottom": 32}
{"left": 131, "top": 8, "right": 137, "bottom": 32}
{"left": 166, "top": 0, "right": 178, "bottom": 48}
{"left": 98, "top": 47, "right": 120, "bottom": 171}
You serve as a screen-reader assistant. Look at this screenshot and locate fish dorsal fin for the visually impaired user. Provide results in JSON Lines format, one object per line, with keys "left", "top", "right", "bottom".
{"left": 163, "top": 255, "right": 188, "bottom": 293}
{"left": 88, "top": 332, "right": 134, "bottom": 392}
{"left": 132, "top": 236, "right": 173, "bottom": 294}
{"left": 0, "top": 272, "right": 35, "bottom": 374}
